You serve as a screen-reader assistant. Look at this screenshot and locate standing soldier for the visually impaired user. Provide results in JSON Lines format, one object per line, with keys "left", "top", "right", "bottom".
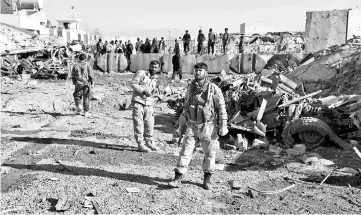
{"left": 197, "top": 30, "right": 205, "bottom": 55}
{"left": 135, "top": 38, "right": 142, "bottom": 53}
{"left": 208, "top": 28, "right": 216, "bottom": 55}
{"left": 126, "top": 40, "right": 134, "bottom": 61}
{"left": 171, "top": 50, "right": 182, "bottom": 83}
{"left": 102, "top": 41, "right": 108, "bottom": 54}
{"left": 182, "top": 30, "right": 191, "bottom": 54}
{"left": 222, "top": 28, "right": 230, "bottom": 55}
{"left": 143, "top": 38, "right": 152, "bottom": 53}
{"left": 71, "top": 53, "right": 94, "bottom": 117}
{"left": 239, "top": 34, "right": 245, "bottom": 54}
{"left": 159, "top": 37, "right": 167, "bottom": 55}
{"left": 96, "top": 39, "right": 103, "bottom": 56}
{"left": 131, "top": 60, "right": 162, "bottom": 152}
{"left": 174, "top": 39, "right": 180, "bottom": 55}
{"left": 168, "top": 62, "right": 228, "bottom": 190}
{"left": 152, "top": 38, "right": 159, "bottom": 53}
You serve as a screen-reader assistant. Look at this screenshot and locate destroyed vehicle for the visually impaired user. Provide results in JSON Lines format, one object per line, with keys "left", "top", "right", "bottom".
{"left": 168, "top": 75, "right": 359, "bottom": 150}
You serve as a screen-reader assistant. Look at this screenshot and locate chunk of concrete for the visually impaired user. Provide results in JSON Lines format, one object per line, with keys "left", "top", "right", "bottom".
{"left": 349, "top": 140, "right": 358, "bottom": 146}
{"left": 308, "top": 152, "right": 323, "bottom": 159}
{"left": 27, "top": 80, "right": 38, "bottom": 85}
{"left": 91, "top": 93, "right": 104, "bottom": 101}
{"left": 252, "top": 138, "right": 269, "bottom": 149}
{"left": 236, "top": 134, "right": 248, "bottom": 150}
{"left": 286, "top": 144, "right": 306, "bottom": 156}
{"left": 269, "top": 145, "right": 283, "bottom": 155}
{"left": 293, "top": 144, "right": 306, "bottom": 154}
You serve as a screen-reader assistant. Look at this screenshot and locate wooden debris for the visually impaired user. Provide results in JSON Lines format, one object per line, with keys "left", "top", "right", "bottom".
{"left": 257, "top": 99, "right": 267, "bottom": 121}
{"left": 91, "top": 200, "right": 103, "bottom": 215}
{"left": 48, "top": 177, "right": 59, "bottom": 181}
{"left": 125, "top": 187, "right": 140, "bottom": 193}
{"left": 320, "top": 170, "right": 334, "bottom": 185}
{"left": 278, "top": 90, "right": 322, "bottom": 108}
{"left": 279, "top": 75, "right": 297, "bottom": 90}
{"left": 353, "top": 147, "right": 361, "bottom": 160}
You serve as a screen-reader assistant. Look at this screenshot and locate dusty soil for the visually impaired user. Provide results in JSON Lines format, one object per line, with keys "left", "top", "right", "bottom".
{"left": 1, "top": 71, "right": 360, "bottom": 214}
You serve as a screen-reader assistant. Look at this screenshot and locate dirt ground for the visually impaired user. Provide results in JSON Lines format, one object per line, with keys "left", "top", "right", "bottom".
{"left": 1, "top": 71, "right": 360, "bottom": 214}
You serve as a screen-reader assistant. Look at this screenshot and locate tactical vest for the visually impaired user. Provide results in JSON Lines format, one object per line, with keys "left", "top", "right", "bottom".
{"left": 185, "top": 83, "right": 216, "bottom": 124}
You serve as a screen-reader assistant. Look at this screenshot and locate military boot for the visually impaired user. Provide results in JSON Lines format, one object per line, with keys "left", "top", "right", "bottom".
{"left": 145, "top": 141, "right": 160, "bottom": 151}
{"left": 168, "top": 172, "right": 183, "bottom": 188}
{"left": 74, "top": 100, "right": 81, "bottom": 115}
{"left": 203, "top": 172, "right": 213, "bottom": 190}
{"left": 138, "top": 143, "right": 151, "bottom": 152}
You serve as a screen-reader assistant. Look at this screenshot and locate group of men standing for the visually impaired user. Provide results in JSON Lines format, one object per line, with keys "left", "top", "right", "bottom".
{"left": 193, "top": 28, "right": 230, "bottom": 55}
{"left": 134, "top": 37, "right": 167, "bottom": 54}
{"left": 71, "top": 49, "right": 229, "bottom": 191}
{"left": 187, "top": 28, "right": 245, "bottom": 55}
{"left": 96, "top": 39, "right": 134, "bottom": 60}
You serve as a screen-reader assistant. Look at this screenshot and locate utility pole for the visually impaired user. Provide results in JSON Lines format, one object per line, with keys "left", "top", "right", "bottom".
{"left": 168, "top": 30, "right": 171, "bottom": 40}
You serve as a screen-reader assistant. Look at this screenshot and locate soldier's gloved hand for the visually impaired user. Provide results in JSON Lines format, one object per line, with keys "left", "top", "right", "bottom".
{"left": 142, "top": 90, "right": 151, "bottom": 97}
{"left": 218, "top": 120, "right": 229, "bottom": 136}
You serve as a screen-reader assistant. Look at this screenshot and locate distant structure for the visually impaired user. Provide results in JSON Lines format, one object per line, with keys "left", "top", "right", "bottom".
{"left": 0, "top": 0, "right": 99, "bottom": 44}
{"left": 0, "top": 0, "right": 47, "bottom": 34}
{"left": 305, "top": 8, "right": 361, "bottom": 53}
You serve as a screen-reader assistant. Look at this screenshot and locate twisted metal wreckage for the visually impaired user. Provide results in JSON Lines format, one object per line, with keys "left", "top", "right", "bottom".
{"left": 1, "top": 41, "right": 92, "bottom": 80}
{"left": 167, "top": 66, "right": 361, "bottom": 151}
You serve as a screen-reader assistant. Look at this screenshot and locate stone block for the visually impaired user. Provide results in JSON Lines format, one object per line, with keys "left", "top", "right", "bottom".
{"left": 269, "top": 146, "right": 283, "bottom": 155}
{"left": 252, "top": 138, "right": 269, "bottom": 149}
{"left": 286, "top": 144, "right": 306, "bottom": 156}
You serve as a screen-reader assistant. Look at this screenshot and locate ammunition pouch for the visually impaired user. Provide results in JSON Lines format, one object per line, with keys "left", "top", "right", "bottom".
{"left": 186, "top": 83, "right": 216, "bottom": 124}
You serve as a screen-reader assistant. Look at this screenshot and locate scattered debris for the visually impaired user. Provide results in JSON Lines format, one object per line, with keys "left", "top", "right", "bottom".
{"left": 125, "top": 187, "right": 140, "bottom": 193}
{"left": 353, "top": 147, "right": 361, "bottom": 160}
{"left": 231, "top": 180, "right": 242, "bottom": 190}
{"left": 48, "top": 177, "right": 59, "bottom": 181}
{"left": 248, "top": 184, "right": 296, "bottom": 195}
{"left": 91, "top": 200, "right": 103, "bottom": 214}
{"left": 55, "top": 192, "right": 71, "bottom": 212}
{"left": 320, "top": 170, "right": 334, "bottom": 185}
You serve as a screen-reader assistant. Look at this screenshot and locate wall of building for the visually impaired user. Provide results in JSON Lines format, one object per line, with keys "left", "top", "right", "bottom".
{"left": 305, "top": 9, "right": 348, "bottom": 53}
{"left": 0, "top": 14, "right": 20, "bottom": 26}
{"left": 1, "top": 0, "right": 14, "bottom": 14}
{"left": 347, "top": 8, "right": 361, "bottom": 41}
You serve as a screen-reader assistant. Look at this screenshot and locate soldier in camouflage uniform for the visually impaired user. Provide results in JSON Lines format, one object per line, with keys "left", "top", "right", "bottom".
{"left": 71, "top": 53, "right": 93, "bottom": 117}
{"left": 168, "top": 62, "right": 228, "bottom": 190}
{"left": 131, "top": 60, "right": 161, "bottom": 152}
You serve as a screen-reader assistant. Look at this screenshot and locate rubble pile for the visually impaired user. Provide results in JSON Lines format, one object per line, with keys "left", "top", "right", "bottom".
{"left": 218, "top": 73, "right": 360, "bottom": 151}
{"left": 1, "top": 41, "right": 93, "bottom": 80}
{"left": 0, "top": 22, "right": 45, "bottom": 51}
{"left": 286, "top": 43, "right": 361, "bottom": 95}
{"left": 167, "top": 69, "right": 360, "bottom": 152}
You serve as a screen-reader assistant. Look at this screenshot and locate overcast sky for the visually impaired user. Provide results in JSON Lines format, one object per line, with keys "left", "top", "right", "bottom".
{"left": 43, "top": 0, "right": 360, "bottom": 38}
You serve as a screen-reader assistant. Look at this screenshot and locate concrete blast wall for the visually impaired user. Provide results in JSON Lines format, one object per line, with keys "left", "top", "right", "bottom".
{"left": 305, "top": 10, "right": 348, "bottom": 53}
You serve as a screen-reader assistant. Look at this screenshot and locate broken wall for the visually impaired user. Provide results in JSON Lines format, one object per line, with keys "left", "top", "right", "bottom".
{"left": 305, "top": 10, "right": 348, "bottom": 53}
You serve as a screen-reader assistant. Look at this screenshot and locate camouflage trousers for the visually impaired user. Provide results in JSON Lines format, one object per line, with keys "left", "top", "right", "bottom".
{"left": 132, "top": 102, "right": 154, "bottom": 145}
{"left": 175, "top": 121, "right": 219, "bottom": 174}
{"left": 73, "top": 84, "right": 90, "bottom": 111}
